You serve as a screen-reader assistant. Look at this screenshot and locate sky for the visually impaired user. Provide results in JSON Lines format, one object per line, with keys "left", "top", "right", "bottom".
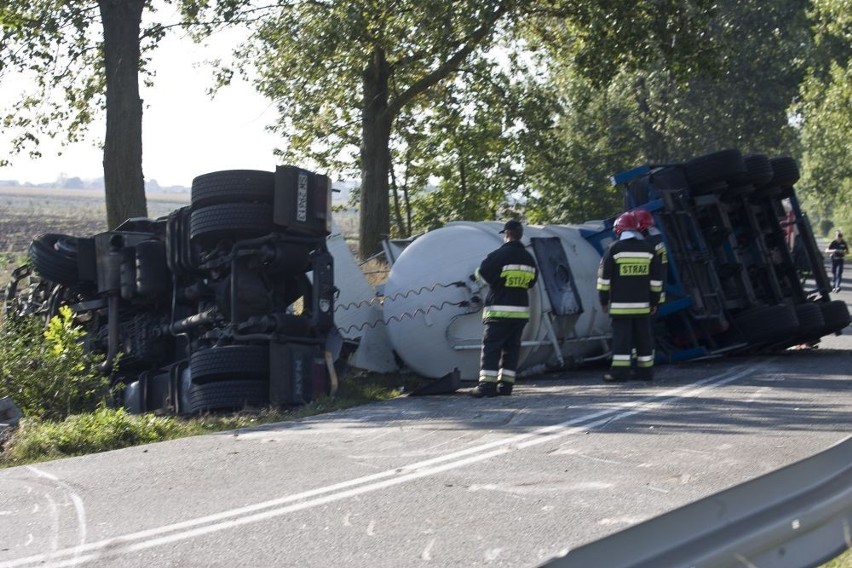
{"left": 0, "top": 24, "right": 282, "bottom": 188}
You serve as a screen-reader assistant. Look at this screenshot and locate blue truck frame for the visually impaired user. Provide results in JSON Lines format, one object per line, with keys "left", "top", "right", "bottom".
{"left": 581, "top": 149, "right": 850, "bottom": 364}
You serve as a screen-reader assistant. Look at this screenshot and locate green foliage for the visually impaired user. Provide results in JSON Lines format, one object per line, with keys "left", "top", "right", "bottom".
{"left": 181, "top": 0, "right": 724, "bottom": 254}
{"left": 1, "top": 2, "right": 103, "bottom": 161}
{"left": 0, "top": 1, "right": 167, "bottom": 164}
{"left": 821, "top": 547, "right": 852, "bottom": 568}
{"left": 3, "top": 407, "right": 183, "bottom": 464}
{"left": 525, "top": 70, "right": 644, "bottom": 224}
{"left": 666, "top": 0, "right": 809, "bottom": 158}
{"left": 521, "top": 0, "right": 814, "bottom": 222}
{"left": 0, "top": 309, "right": 109, "bottom": 422}
{"left": 797, "top": 0, "right": 852, "bottom": 232}
{"left": 1, "top": 371, "right": 421, "bottom": 467}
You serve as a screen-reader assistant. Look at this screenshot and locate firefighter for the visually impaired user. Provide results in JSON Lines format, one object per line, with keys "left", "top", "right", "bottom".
{"left": 633, "top": 207, "right": 668, "bottom": 304}
{"left": 471, "top": 219, "right": 538, "bottom": 398}
{"left": 597, "top": 212, "right": 663, "bottom": 382}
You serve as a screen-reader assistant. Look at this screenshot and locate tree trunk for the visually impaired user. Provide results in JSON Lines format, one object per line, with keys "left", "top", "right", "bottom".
{"left": 359, "top": 47, "right": 393, "bottom": 259}
{"left": 99, "top": 0, "right": 147, "bottom": 230}
{"left": 389, "top": 165, "right": 403, "bottom": 237}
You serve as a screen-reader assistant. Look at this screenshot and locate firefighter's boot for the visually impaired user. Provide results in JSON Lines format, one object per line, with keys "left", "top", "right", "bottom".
{"left": 470, "top": 382, "right": 498, "bottom": 398}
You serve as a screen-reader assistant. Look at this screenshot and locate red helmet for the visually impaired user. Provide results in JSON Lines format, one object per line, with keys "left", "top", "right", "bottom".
{"left": 632, "top": 209, "right": 655, "bottom": 232}
{"left": 613, "top": 212, "right": 640, "bottom": 235}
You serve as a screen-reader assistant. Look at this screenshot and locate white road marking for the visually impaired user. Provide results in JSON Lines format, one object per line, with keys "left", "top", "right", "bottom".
{"left": 43, "top": 494, "right": 59, "bottom": 553}
{"left": 744, "top": 387, "right": 770, "bottom": 403}
{"left": 0, "top": 365, "right": 757, "bottom": 568}
{"left": 420, "top": 537, "right": 436, "bottom": 560}
{"left": 26, "top": 467, "right": 88, "bottom": 565}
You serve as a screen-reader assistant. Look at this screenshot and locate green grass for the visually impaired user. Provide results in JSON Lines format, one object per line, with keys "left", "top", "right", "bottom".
{"left": 1, "top": 370, "right": 426, "bottom": 468}
{"left": 823, "top": 549, "right": 852, "bottom": 568}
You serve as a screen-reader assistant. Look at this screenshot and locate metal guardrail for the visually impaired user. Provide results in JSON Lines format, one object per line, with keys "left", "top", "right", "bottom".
{"left": 542, "top": 436, "right": 852, "bottom": 568}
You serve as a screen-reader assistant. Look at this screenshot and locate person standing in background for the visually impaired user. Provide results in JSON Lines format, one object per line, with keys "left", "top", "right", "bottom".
{"left": 471, "top": 220, "right": 538, "bottom": 398}
{"left": 825, "top": 230, "right": 848, "bottom": 293}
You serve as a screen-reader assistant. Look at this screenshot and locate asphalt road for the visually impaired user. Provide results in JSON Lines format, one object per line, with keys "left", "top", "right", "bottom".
{"left": 1, "top": 301, "right": 851, "bottom": 567}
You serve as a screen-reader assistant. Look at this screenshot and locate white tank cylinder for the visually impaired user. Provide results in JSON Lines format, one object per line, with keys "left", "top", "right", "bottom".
{"left": 382, "top": 221, "right": 611, "bottom": 380}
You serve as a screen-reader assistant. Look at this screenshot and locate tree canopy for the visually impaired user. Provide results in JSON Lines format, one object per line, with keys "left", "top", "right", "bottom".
{"left": 796, "top": 0, "right": 852, "bottom": 231}
{"left": 182, "top": 0, "right": 718, "bottom": 257}
{"left": 2, "top": 0, "right": 849, "bottom": 244}
{"left": 0, "top": 0, "right": 175, "bottom": 228}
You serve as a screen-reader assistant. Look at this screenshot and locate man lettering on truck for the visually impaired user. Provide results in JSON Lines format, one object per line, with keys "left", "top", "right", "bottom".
{"left": 471, "top": 219, "right": 538, "bottom": 398}
{"left": 597, "top": 211, "right": 663, "bottom": 382}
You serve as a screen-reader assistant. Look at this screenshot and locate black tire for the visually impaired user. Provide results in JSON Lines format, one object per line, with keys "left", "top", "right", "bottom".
{"left": 191, "top": 170, "right": 275, "bottom": 208}
{"left": 190, "top": 344, "right": 269, "bottom": 384}
{"left": 820, "top": 300, "right": 851, "bottom": 335}
{"left": 684, "top": 149, "right": 746, "bottom": 188}
{"left": 28, "top": 233, "right": 79, "bottom": 286}
{"left": 769, "top": 156, "right": 800, "bottom": 188}
{"left": 186, "top": 380, "right": 268, "bottom": 414}
{"left": 733, "top": 304, "right": 799, "bottom": 345}
{"left": 189, "top": 202, "right": 275, "bottom": 245}
{"left": 743, "top": 154, "right": 774, "bottom": 188}
{"left": 793, "top": 303, "right": 825, "bottom": 341}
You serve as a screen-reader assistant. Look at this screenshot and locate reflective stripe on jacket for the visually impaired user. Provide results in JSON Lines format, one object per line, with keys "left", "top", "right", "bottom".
{"left": 597, "top": 236, "right": 662, "bottom": 316}
{"left": 477, "top": 240, "right": 538, "bottom": 321}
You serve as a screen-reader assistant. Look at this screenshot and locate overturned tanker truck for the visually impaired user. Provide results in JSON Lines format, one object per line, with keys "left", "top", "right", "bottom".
{"left": 4, "top": 149, "right": 849, "bottom": 414}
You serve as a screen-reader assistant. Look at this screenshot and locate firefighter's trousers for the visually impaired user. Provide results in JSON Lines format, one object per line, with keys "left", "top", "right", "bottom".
{"left": 479, "top": 319, "right": 527, "bottom": 384}
{"left": 610, "top": 316, "right": 654, "bottom": 379}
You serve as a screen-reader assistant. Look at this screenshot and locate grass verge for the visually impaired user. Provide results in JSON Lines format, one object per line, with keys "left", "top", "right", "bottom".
{"left": 1, "top": 370, "right": 427, "bottom": 468}
{"left": 823, "top": 549, "right": 852, "bottom": 568}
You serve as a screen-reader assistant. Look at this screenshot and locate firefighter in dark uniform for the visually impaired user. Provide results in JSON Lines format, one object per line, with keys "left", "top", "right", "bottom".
{"left": 471, "top": 219, "right": 538, "bottom": 398}
{"left": 597, "top": 212, "right": 663, "bottom": 382}
{"left": 633, "top": 208, "right": 668, "bottom": 304}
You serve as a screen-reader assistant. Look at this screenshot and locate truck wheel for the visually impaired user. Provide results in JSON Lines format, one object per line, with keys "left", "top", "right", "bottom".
{"left": 768, "top": 156, "right": 800, "bottom": 188}
{"left": 190, "top": 345, "right": 269, "bottom": 384}
{"left": 792, "top": 303, "right": 825, "bottom": 343}
{"left": 744, "top": 154, "right": 773, "bottom": 188}
{"left": 191, "top": 170, "right": 275, "bottom": 208}
{"left": 733, "top": 304, "right": 799, "bottom": 345}
{"left": 186, "top": 380, "right": 268, "bottom": 414}
{"left": 189, "top": 202, "right": 274, "bottom": 246}
{"left": 28, "top": 233, "right": 79, "bottom": 286}
{"left": 820, "top": 300, "right": 851, "bottom": 335}
{"left": 685, "top": 149, "right": 746, "bottom": 189}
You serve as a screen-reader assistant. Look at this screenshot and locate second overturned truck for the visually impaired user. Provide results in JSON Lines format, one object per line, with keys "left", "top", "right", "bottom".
{"left": 374, "top": 149, "right": 850, "bottom": 381}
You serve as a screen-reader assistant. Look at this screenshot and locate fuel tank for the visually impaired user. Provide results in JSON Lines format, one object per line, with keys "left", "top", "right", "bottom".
{"left": 382, "top": 221, "right": 611, "bottom": 380}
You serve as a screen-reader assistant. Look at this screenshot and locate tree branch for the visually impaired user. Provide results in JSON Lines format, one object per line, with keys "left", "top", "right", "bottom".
{"left": 385, "top": 1, "right": 516, "bottom": 118}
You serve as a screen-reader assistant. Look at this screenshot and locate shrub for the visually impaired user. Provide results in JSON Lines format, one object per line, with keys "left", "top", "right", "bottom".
{"left": 0, "top": 307, "right": 109, "bottom": 421}
{"left": 4, "top": 407, "right": 184, "bottom": 463}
